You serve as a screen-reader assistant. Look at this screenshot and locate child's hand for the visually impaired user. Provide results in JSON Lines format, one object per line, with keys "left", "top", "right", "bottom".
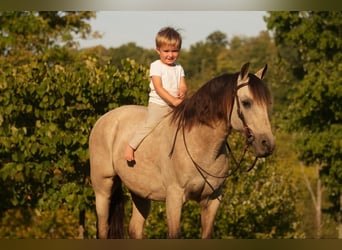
{"left": 178, "top": 91, "right": 185, "bottom": 100}
{"left": 173, "top": 98, "right": 182, "bottom": 107}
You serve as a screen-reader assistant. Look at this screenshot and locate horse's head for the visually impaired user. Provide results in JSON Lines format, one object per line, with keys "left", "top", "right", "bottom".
{"left": 230, "top": 63, "right": 275, "bottom": 158}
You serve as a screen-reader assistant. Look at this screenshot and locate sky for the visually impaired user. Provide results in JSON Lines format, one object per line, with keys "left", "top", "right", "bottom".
{"left": 78, "top": 11, "right": 269, "bottom": 50}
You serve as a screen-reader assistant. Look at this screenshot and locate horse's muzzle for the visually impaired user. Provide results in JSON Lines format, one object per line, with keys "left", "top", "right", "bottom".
{"left": 254, "top": 133, "right": 275, "bottom": 158}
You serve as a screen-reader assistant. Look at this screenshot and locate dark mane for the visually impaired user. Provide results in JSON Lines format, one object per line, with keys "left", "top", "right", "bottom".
{"left": 170, "top": 73, "right": 237, "bottom": 130}
{"left": 170, "top": 72, "right": 272, "bottom": 130}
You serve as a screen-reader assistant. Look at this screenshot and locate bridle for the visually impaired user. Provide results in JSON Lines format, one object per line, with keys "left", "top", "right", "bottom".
{"left": 169, "top": 79, "right": 259, "bottom": 198}
{"left": 226, "top": 81, "right": 259, "bottom": 174}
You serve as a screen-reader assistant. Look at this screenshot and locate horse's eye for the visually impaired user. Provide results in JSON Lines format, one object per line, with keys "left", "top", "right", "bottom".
{"left": 242, "top": 100, "right": 252, "bottom": 109}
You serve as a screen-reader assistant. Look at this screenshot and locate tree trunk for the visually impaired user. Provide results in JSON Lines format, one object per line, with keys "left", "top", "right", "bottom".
{"left": 339, "top": 193, "right": 342, "bottom": 239}
{"left": 301, "top": 163, "right": 322, "bottom": 238}
{"left": 315, "top": 164, "right": 322, "bottom": 239}
{"left": 78, "top": 209, "right": 86, "bottom": 239}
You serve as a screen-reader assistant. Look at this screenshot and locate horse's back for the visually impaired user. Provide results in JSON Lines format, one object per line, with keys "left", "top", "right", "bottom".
{"left": 90, "top": 105, "right": 147, "bottom": 142}
{"left": 91, "top": 105, "right": 147, "bottom": 134}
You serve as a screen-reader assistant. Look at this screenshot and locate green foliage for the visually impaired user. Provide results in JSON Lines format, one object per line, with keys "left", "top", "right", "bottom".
{"left": 181, "top": 31, "right": 228, "bottom": 88}
{"left": 0, "top": 11, "right": 95, "bottom": 64}
{"left": 266, "top": 11, "right": 342, "bottom": 234}
{"left": 108, "top": 42, "right": 157, "bottom": 67}
{"left": 215, "top": 132, "right": 302, "bottom": 239}
{"left": 0, "top": 54, "right": 149, "bottom": 211}
{"left": 0, "top": 208, "right": 96, "bottom": 239}
{"left": 182, "top": 31, "right": 279, "bottom": 99}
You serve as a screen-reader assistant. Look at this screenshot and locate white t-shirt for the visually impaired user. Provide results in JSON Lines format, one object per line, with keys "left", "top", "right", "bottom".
{"left": 149, "top": 60, "right": 185, "bottom": 106}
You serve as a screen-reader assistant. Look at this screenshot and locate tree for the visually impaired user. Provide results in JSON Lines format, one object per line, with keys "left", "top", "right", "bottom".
{"left": 0, "top": 10, "right": 95, "bottom": 211}
{"left": 217, "top": 31, "right": 277, "bottom": 73}
{"left": 206, "top": 31, "right": 228, "bottom": 47}
{"left": 0, "top": 11, "right": 95, "bottom": 64}
{"left": 266, "top": 11, "right": 342, "bottom": 238}
{"left": 107, "top": 42, "right": 157, "bottom": 67}
{"left": 184, "top": 31, "right": 229, "bottom": 89}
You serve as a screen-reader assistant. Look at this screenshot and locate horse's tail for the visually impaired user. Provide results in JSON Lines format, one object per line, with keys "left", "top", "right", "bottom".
{"left": 107, "top": 175, "right": 125, "bottom": 238}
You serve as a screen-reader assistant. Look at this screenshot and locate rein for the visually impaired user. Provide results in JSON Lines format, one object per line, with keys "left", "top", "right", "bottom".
{"left": 169, "top": 81, "right": 258, "bottom": 196}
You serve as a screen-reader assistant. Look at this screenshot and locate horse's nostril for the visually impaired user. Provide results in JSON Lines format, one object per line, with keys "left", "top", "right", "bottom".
{"left": 261, "top": 138, "right": 272, "bottom": 153}
{"left": 262, "top": 138, "right": 275, "bottom": 154}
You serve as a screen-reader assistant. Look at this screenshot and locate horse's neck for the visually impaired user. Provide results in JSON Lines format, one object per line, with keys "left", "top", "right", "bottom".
{"left": 184, "top": 121, "right": 229, "bottom": 163}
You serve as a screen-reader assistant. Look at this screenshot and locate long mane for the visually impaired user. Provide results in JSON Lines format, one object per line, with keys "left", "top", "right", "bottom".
{"left": 170, "top": 72, "right": 272, "bottom": 130}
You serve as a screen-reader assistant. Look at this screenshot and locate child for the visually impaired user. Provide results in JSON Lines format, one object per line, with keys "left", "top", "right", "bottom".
{"left": 124, "top": 27, "right": 187, "bottom": 162}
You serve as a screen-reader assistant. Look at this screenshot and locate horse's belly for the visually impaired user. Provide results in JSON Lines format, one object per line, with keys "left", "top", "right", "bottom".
{"left": 116, "top": 162, "right": 167, "bottom": 201}
{"left": 127, "top": 181, "right": 167, "bottom": 201}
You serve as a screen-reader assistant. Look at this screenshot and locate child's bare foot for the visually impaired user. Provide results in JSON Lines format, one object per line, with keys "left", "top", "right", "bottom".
{"left": 124, "top": 145, "right": 135, "bottom": 162}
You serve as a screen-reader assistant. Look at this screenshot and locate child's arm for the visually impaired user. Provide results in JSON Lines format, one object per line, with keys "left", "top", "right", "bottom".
{"left": 178, "top": 76, "right": 187, "bottom": 100}
{"left": 151, "top": 75, "right": 182, "bottom": 107}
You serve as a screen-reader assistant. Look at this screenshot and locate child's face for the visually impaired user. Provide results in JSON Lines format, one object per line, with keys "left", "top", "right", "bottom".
{"left": 156, "top": 44, "right": 180, "bottom": 66}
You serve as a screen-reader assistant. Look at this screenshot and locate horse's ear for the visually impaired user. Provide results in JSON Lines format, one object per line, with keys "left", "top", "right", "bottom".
{"left": 255, "top": 64, "right": 268, "bottom": 79}
{"left": 238, "top": 62, "right": 250, "bottom": 84}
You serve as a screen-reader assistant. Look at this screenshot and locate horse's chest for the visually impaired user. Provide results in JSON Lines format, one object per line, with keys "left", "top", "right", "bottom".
{"left": 185, "top": 176, "right": 224, "bottom": 200}
{"left": 181, "top": 158, "right": 228, "bottom": 200}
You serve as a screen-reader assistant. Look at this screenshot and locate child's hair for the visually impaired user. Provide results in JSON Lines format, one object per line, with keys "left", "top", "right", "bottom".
{"left": 155, "top": 27, "right": 182, "bottom": 49}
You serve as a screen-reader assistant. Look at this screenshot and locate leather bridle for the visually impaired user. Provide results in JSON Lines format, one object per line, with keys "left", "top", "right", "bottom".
{"left": 226, "top": 81, "right": 259, "bottom": 174}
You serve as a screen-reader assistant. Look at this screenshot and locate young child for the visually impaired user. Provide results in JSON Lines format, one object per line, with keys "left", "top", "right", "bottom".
{"left": 124, "top": 27, "right": 187, "bottom": 162}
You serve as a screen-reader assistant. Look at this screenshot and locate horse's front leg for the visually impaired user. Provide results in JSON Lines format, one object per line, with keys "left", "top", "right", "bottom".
{"left": 166, "top": 188, "right": 185, "bottom": 238}
{"left": 200, "top": 196, "right": 221, "bottom": 239}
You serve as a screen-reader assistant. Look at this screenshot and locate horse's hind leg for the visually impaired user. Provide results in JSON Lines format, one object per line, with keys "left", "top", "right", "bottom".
{"left": 93, "top": 177, "right": 114, "bottom": 239}
{"left": 128, "top": 192, "right": 151, "bottom": 239}
{"left": 200, "top": 197, "right": 221, "bottom": 239}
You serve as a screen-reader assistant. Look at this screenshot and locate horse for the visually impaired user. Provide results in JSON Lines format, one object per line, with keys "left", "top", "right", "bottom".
{"left": 89, "top": 62, "right": 275, "bottom": 239}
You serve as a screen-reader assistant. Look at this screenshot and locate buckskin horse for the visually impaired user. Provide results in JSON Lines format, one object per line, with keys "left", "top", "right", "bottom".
{"left": 89, "top": 62, "right": 275, "bottom": 239}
